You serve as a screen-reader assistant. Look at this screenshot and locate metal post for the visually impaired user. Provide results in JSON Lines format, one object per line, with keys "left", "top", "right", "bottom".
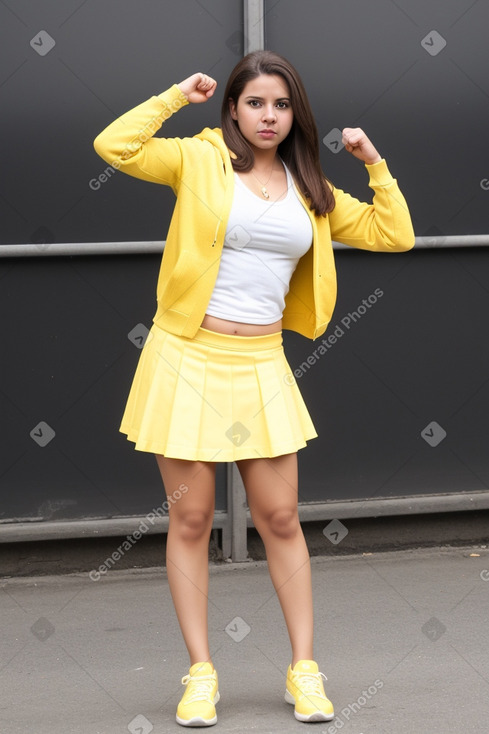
{"left": 220, "top": 0, "right": 266, "bottom": 563}
{"left": 243, "top": 0, "right": 265, "bottom": 54}
{"left": 227, "top": 462, "right": 249, "bottom": 561}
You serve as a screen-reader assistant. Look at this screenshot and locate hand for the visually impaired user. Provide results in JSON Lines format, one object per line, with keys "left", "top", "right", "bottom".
{"left": 177, "top": 73, "right": 217, "bottom": 104}
{"left": 342, "top": 127, "right": 382, "bottom": 165}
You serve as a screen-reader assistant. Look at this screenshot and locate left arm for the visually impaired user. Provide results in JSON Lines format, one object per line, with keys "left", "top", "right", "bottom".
{"left": 327, "top": 128, "right": 415, "bottom": 252}
{"left": 342, "top": 127, "right": 382, "bottom": 165}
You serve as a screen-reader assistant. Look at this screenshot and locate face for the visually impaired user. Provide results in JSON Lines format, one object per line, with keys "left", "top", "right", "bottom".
{"left": 229, "top": 74, "right": 294, "bottom": 153}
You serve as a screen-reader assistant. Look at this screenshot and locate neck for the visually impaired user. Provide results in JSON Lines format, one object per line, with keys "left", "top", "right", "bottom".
{"left": 251, "top": 147, "right": 279, "bottom": 172}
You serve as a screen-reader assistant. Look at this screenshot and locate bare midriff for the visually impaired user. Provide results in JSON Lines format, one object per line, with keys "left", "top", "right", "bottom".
{"left": 200, "top": 313, "right": 282, "bottom": 336}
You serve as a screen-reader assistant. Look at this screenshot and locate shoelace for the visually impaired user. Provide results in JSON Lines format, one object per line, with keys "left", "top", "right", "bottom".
{"left": 293, "top": 671, "right": 328, "bottom": 700}
{"left": 181, "top": 673, "right": 216, "bottom": 704}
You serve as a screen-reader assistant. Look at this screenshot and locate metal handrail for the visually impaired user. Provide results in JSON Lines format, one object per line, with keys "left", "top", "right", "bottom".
{"left": 1, "top": 235, "right": 488, "bottom": 258}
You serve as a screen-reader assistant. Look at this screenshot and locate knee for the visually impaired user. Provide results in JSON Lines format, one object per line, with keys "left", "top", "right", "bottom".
{"left": 262, "top": 508, "right": 300, "bottom": 540}
{"left": 171, "top": 509, "right": 212, "bottom": 542}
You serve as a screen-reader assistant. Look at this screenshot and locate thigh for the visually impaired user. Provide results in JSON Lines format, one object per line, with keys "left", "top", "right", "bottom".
{"left": 155, "top": 455, "right": 217, "bottom": 517}
{"left": 236, "top": 453, "right": 299, "bottom": 522}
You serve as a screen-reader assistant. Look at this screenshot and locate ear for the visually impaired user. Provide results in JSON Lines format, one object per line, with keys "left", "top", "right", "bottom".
{"left": 229, "top": 97, "right": 238, "bottom": 120}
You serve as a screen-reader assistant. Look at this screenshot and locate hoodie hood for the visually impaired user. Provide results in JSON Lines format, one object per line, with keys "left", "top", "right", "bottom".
{"left": 195, "top": 127, "right": 237, "bottom": 160}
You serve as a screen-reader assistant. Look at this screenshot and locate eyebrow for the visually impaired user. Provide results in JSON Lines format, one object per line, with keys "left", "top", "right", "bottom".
{"left": 244, "top": 96, "right": 291, "bottom": 101}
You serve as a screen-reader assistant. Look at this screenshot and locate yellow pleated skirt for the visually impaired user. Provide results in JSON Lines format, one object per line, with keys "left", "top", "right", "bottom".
{"left": 119, "top": 323, "right": 317, "bottom": 461}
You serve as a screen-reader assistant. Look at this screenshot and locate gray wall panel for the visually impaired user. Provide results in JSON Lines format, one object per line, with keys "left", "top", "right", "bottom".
{"left": 291, "top": 247, "right": 489, "bottom": 502}
{"left": 1, "top": 1, "right": 488, "bottom": 531}
{"left": 265, "top": 0, "right": 489, "bottom": 237}
{"left": 0, "top": 255, "right": 227, "bottom": 523}
{"left": 1, "top": 0, "right": 244, "bottom": 245}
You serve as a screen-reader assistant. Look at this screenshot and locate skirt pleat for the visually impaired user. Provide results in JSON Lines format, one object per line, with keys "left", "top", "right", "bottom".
{"left": 120, "top": 324, "right": 317, "bottom": 461}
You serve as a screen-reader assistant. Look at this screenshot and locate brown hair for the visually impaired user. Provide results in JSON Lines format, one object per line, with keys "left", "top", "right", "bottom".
{"left": 221, "top": 50, "right": 335, "bottom": 216}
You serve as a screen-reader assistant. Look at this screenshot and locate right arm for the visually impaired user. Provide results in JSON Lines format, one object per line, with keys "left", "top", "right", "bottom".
{"left": 92, "top": 74, "right": 217, "bottom": 188}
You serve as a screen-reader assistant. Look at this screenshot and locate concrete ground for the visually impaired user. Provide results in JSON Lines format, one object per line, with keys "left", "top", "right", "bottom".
{"left": 1, "top": 545, "right": 489, "bottom": 734}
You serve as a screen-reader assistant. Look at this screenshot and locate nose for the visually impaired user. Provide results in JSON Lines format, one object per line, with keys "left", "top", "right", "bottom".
{"left": 262, "top": 105, "right": 277, "bottom": 123}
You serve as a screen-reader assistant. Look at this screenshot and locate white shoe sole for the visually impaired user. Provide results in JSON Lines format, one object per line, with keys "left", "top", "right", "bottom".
{"left": 284, "top": 689, "right": 335, "bottom": 722}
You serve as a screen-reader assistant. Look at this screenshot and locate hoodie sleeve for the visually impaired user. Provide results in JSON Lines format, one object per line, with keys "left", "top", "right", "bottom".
{"left": 93, "top": 84, "right": 190, "bottom": 189}
{"left": 328, "top": 159, "right": 415, "bottom": 252}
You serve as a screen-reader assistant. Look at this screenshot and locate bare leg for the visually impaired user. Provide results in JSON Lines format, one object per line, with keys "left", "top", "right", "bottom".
{"left": 155, "top": 455, "right": 216, "bottom": 666}
{"left": 236, "top": 453, "right": 314, "bottom": 666}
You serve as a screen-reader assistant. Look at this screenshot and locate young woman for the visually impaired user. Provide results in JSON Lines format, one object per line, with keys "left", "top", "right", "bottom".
{"left": 94, "top": 50, "right": 414, "bottom": 727}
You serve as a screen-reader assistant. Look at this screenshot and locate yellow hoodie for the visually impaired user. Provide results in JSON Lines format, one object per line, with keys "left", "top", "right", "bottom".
{"left": 93, "top": 84, "right": 415, "bottom": 340}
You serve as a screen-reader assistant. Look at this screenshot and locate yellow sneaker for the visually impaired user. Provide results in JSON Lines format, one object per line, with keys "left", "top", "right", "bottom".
{"left": 176, "top": 662, "right": 219, "bottom": 727}
{"left": 285, "top": 659, "right": 334, "bottom": 722}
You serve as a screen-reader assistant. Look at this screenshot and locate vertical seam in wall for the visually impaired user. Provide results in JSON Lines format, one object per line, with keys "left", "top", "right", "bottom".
{"left": 244, "top": 0, "right": 265, "bottom": 53}
{"left": 229, "top": 0, "right": 265, "bottom": 563}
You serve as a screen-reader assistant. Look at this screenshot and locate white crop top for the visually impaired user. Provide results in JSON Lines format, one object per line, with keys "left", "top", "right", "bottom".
{"left": 205, "top": 163, "right": 313, "bottom": 324}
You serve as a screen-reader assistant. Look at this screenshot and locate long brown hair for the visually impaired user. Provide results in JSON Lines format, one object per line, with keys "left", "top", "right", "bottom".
{"left": 221, "top": 50, "right": 335, "bottom": 216}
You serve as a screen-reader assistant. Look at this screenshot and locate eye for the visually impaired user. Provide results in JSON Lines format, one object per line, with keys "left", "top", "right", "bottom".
{"left": 277, "top": 101, "right": 289, "bottom": 109}
{"left": 247, "top": 99, "right": 261, "bottom": 108}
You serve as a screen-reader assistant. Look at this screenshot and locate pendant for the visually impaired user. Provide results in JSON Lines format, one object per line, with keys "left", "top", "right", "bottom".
{"left": 261, "top": 186, "right": 270, "bottom": 199}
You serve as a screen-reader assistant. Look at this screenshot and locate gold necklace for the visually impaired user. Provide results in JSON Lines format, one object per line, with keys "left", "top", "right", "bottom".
{"left": 250, "top": 165, "right": 274, "bottom": 199}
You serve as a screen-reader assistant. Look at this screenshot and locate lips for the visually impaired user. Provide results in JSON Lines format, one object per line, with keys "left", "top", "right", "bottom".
{"left": 257, "top": 129, "right": 276, "bottom": 138}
